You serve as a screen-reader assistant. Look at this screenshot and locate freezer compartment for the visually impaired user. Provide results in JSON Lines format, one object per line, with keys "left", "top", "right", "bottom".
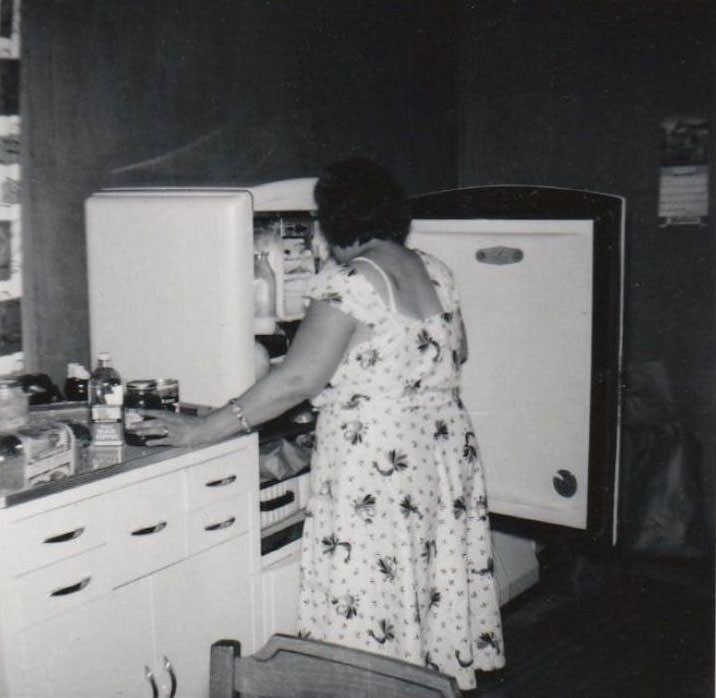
{"left": 86, "top": 190, "right": 255, "bottom": 408}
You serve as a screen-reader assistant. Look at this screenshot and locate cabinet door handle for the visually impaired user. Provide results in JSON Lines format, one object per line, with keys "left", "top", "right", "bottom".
{"left": 131, "top": 521, "right": 168, "bottom": 536}
{"left": 204, "top": 516, "right": 236, "bottom": 532}
{"left": 50, "top": 575, "right": 91, "bottom": 597}
{"left": 205, "top": 474, "right": 237, "bottom": 488}
{"left": 163, "top": 656, "right": 177, "bottom": 698}
{"left": 144, "top": 666, "right": 159, "bottom": 698}
{"left": 44, "top": 526, "right": 85, "bottom": 544}
{"left": 260, "top": 490, "right": 295, "bottom": 512}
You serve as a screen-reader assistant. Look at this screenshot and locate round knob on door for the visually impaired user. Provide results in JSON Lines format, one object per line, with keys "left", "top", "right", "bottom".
{"left": 552, "top": 469, "right": 578, "bottom": 498}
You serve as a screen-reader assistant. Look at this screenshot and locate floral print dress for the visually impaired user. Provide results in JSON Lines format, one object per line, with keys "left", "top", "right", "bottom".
{"left": 297, "top": 249, "right": 505, "bottom": 690}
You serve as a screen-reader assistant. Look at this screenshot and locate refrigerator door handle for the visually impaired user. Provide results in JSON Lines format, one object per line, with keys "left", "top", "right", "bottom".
{"left": 475, "top": 246, "right": 524, "bottom": 265}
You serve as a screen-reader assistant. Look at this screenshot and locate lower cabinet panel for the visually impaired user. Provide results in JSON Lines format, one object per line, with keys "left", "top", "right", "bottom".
{"left": 21, "top": 580, "right": 154, "bottom": 698}
{"left": 260, "top": 550, "right": 302, "bottom": 641}
{"left": 152, "top": 535, "right": 254, "bottom": 698}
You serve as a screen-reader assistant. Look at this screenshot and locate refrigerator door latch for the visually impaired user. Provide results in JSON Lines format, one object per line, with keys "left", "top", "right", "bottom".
{"left": 475, "top": 246, "right": 524, "bottom": 265}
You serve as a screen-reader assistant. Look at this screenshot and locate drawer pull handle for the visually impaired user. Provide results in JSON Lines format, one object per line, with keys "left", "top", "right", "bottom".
{"left": 204, "top": 516, "right": 236, "bottom": 532}
{"left": 50, "top": 575, "right": 91, "bottom": 597}
{"left": 131, "top": 521, "right": 167, "bottom": 536}
{"left": 205, "top": 474, "right": 237, "bottom": 488}
{"left": 164, "top": 656, "right": 178, "bottom": 698}
{"left": 260, "top": 491, "right": 295, "bottom": 512}
{"left": 144, "top": 666, "right": 159, "bottom": 698}
{"left": 44, "top": 526, "right": 85, "bottom": 544}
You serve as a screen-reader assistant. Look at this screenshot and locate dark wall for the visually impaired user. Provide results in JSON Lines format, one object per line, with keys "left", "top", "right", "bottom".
{"left": 21, "top": 0, "right": 460, "bottom": 382}
{"left": 19, "top": 0, "right": 716, "bottom": 537}
{"left": 459, "top": 0, "right": 716, "bottom": 535}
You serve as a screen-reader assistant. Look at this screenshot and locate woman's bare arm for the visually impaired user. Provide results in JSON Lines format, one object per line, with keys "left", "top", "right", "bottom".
{"left": 139, "top": 299, "right": 356, "bottom": 446}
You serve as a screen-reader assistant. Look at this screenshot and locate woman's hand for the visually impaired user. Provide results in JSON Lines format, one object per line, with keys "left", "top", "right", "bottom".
{"left": 132, "top": 409, "right": 207, "bottom": 447}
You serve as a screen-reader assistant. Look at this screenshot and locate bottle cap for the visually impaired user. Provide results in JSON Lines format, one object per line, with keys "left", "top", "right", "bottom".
{"left": 97, "top": 352, "right": 111, "bottom": 362}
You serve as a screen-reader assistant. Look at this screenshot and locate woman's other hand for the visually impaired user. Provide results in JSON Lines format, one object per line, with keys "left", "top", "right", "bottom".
{"left": 131, "top": 409, "right": 206, "bottom": 447}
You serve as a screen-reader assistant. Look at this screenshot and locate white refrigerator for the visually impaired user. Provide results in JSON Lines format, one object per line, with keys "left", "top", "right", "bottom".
{"left": 86, "top": 180, "right": 623, "bottom": 607}
{"left": 85, "top": 178, "right": 319, "bottom": 408}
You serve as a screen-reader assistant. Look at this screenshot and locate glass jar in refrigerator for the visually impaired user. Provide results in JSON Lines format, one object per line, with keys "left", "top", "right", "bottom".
{"left": 253, "top": 251, "right": 277, "bottom": 334}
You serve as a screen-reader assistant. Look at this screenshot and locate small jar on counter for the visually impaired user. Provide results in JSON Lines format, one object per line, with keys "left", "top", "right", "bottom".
{"left": 124, "top": 379, "right": 163, "bottom": 446}
{"left": 0, "top": 379, "right": 28, "bottom": 434}
{"left": 155, "top": 378, "right": 180, "bottom": 412}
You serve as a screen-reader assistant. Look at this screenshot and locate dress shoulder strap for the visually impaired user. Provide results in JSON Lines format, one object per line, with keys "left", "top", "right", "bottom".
{"left": 352, "top": 256, "right": 397, "bottom": 314}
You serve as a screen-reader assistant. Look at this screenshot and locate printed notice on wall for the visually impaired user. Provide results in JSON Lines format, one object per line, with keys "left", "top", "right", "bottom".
{"left": 658, "top": 116, "right": 710, "bottom": 227}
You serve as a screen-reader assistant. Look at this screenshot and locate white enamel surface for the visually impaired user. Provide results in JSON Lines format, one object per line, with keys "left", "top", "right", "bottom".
{"left": 86, "top": 190, "right": 255, "bottom": 407}
{"left": 409, "top": 218, "right": 593, "bottom": 528}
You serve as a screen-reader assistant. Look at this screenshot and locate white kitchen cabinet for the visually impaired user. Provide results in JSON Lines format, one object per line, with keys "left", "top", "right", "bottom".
{"left": 152, "top": 535, "right": 256, "bottom": 698}
{"left": 109, "top": 469, "right": 188, "bottom": 587}
{"left": 20, "top": 591, "right": 132, "bottom": 698}
{"left": 259, "top": 543, "right": 302, "bottom": 639}
{"left": 95, "top": 578, "right": 158, "bottom": 698}
{"left": 0, "top": 434, "right": 261, "bottom": 698}
{"left": 18, "top": 536, "right": 256, "bottom": 698}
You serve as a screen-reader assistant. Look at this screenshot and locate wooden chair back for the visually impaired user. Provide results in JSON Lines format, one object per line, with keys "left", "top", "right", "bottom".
{"left": 210, "top": 634, "right": 462, "bottom": 698}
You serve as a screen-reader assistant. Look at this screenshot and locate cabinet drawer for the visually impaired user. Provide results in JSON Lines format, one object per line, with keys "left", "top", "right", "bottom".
{"left": 109, "top": 471, "right": 187, "bottom": 586}
{"left": 187, "top": 498, "right": 249, "bottom": 556}
{"left": 187, "top": 450, "right": 253, "bottom": 511}
{"left": 9, "top": 497, "right": 107, "bottom": 576}
{"left": 16, "top": 546, "right": 111, "bottom": 628}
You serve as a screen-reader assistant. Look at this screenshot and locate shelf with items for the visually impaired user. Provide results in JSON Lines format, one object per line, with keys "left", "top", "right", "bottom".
{"left": 0, "top": 163, "right": 20, "bottom": 212}
{"left": 253, "top": 211, "right": 325, "bottom": 329}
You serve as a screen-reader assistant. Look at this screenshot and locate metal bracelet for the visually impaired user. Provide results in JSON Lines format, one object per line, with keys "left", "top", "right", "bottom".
{"left": 228, "top": 398, "right": 252, "bottom": 433}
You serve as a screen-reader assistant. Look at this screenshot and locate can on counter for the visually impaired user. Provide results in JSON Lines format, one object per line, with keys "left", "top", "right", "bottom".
{"left": 0, "top": 420, "right": 75, "bottom": 490}
{"left": 155, "top": 378, "right": 180, "bottom": 412}
{"left": 124, "top": 380, "right": 163, "bottom": 446}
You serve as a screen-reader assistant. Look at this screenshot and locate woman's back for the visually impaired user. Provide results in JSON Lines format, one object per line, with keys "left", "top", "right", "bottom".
{"left": 352, "top": 243, "right": 445, "bottom": 321}
{"left": 307, "top": 248, "right": 463, "bottom": 409}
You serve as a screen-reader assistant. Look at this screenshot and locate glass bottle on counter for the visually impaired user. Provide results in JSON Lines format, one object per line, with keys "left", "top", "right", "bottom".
{"left": 88, "top": 353, "right": 124, "bottom": 446}
{"left": 253, "top": 250, "right": 277, "bottom": 335}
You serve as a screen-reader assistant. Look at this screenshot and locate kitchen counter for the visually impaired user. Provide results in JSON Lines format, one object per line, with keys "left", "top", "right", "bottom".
{"left": 0, "top": 401, "right": 315, "bottom": 509}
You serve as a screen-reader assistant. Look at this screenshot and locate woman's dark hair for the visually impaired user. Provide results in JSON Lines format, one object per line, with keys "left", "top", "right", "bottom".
{"left": 314, "top": 159, "right": 411, "bottom": 247}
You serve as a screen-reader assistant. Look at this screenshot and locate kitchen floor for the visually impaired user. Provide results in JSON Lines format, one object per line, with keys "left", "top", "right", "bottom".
{"left": 466, "top": 553, "right": 713, "bottom": 698}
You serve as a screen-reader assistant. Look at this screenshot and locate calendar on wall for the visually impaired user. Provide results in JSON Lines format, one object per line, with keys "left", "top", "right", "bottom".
{"left": 658, "top": 116, "right": 710, "bottom": 227}
{"left": 0, "top": 0, "right": 22, "bottom": 374}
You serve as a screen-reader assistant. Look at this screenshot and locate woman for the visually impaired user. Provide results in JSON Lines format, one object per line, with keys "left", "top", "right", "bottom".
{"left": 138, "top": 159, "right": 504, "bottom": 690}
